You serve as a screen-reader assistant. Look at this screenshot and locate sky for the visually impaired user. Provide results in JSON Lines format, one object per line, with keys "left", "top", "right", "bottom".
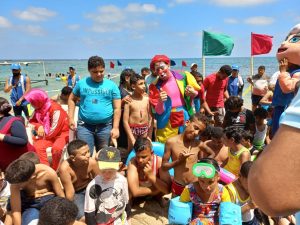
{"left": 0, "top": 0, "right": 299, "bottom": 59}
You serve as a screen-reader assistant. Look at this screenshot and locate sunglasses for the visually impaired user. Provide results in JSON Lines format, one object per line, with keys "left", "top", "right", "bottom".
{"left": 192, "top": 162, "right": 217, "bottom": 179}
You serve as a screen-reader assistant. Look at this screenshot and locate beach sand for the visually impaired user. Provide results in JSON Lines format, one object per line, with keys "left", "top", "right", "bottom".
{"left": 131, "top": 198, "right": 169, "bottom": 225}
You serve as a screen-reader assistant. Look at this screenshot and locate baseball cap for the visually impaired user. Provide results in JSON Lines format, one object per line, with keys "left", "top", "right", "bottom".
{"left": 219, "top": 65, "right": 233, "bottom": 76}
{"left": 190, "top": 63, "right": 198, "bottom": 68}
{"left": 69, "top": 66, "right": 75, "bottom": 71}
{"left": 97, "top": 147, "right": 121, "bottom": 170}
{"left": 232, "top": 65, "right": 239, "bottom": 71}
{"left": 11, "top": 64, "right": 21, "bottom": 70}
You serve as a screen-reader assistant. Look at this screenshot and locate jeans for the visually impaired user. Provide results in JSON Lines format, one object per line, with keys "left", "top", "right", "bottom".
{"left": 77, "top": 119, "right": 112, "bottom": 155}
{"left": 13, "top": 105, "right": 29, "bottom": 118}
{"left": 74, "top": 188, "right": 86, "bottom": 220}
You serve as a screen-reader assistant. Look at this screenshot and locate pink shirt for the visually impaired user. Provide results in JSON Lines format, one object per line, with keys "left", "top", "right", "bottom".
{"left": 203, "top": 73, "right": 228, "bottom": 108}
{"left": 161, "top": 74, "right": 184, "bottom": 108}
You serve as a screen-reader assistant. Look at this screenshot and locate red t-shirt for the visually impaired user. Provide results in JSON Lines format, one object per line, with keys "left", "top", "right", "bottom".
{"left": 198, "top": 83, "right": 205, "bottom": 101}
{"left": 203, "top": 73, "right": 228, "bottom": 108}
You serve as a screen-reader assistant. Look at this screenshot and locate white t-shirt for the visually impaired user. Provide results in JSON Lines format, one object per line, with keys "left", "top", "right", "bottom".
{"left": 0, "top": 181, "right": 10, "bottom": 211}
{"left": 84, "top": 173, "right": 129, "bottom": 225}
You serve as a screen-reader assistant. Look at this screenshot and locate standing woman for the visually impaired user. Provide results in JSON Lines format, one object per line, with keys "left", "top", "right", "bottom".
{"left": 25, "top": 89, "right": 69, "bottom": 170}
{"left": 0, "top": 97, "right": 34, "bottom": 170}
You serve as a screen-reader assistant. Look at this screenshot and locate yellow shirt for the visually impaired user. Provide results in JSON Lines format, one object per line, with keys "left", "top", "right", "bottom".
{"left": 224, "top": 147, "right": 249, "bottom": 177}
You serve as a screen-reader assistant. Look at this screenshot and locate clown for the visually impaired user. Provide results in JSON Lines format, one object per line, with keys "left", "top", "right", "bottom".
{"left": 272, "top": 24, "right": 300, "bottom": 135}
{"left": 148, "top": 55, "right": 200, "bottom": 143}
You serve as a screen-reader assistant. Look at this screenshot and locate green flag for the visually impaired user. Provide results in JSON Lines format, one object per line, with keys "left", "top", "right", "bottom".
{"left": 202, "top": 31, "right": 234, "bottom": 56}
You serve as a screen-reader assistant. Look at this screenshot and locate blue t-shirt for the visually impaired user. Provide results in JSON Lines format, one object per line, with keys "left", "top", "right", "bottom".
{"left": 73, "top": 77, "right": 121, "bottom": 125}
{"left": 227, "top": 76, "right": 239, "bottom": 96}
{"left": 9, "top": 74, "right": 29, "bottom": 106}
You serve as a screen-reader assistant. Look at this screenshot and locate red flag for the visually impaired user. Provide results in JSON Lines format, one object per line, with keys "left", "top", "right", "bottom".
{"left": 251, "top": 33, "right": 273, "bottom": 56}
{"left": 110, "top": 61, "right": 115, "bottom": 69}
{"left": 182, "top": 60, "right": 187, "bottom": 67}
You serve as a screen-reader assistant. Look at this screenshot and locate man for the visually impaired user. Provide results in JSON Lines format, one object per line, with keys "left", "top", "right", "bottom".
{"left": 4, "top": 64, "right": 31, "bottom": 118}
{"left": 148, "top": 55, "right": 200, "bottom": 143}
{"left": 67, "top": 67, "right": 80, "bottom": 88}
{"left": 68, "top": 56, "right": 121, "bottom": 155}
{"left": 203, "top": 65, "right": 232, "bottom": 127}
{"left": 141, "top": 67, "right": 151, "bottom": 79}
{"left": 190, "top": 63, "right": 198, "bottom": 73}
{"left": 247, "top": 65, "right": 269, "bottom": 112}
{"left": 227, "top": 65, "right": 244, "bottom": 98}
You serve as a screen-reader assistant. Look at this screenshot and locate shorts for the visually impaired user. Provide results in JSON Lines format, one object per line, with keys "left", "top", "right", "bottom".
{"left": 171, "top": 180, "right": 185, "bottom": 196}
{"left": 208, "top": 107, "right": 225, "bottom": 127}
{"left": 251, "top": 94, "right": 263, "bottom": 106}
{"left": 74, "top": 188, "right": 86, "bottom": 220}
{"left": 130, "top": 124, "right": 149, "bottom": 137}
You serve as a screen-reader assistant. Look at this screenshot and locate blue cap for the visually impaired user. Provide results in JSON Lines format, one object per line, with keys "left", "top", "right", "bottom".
{"left": 231, "top": 65, "right": 239, "bottom": 71}
{"left": 11, "top": 64, "right": 21, "bottom": 70}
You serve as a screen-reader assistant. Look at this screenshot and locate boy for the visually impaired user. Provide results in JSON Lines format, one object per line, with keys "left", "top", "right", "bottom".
{"left": 5, "top": 159, "right": 65, "bottom": 225}
{"left": 223, "top": 96, "right": 255, "bottom": 134}
{"left": 127, "top": 137, "right": 171, "bottom": 199}
{"left": 253, "top": 108, "right": 269, "bottom": 151}
{"left": 84, "top": 147, "right": 130, "bottom": 225}
{"left": 123, "top": 74, "right": 153, "bottom": 151}
{"left": 240, "top": 130, "right": 254, "bottom": 154}
{"left": 200, "top": 127, "right": 229, "bottom": 166}
{"left": 223, "top": 126, "right": 251, "bottom": 177}
{"left": 162, "top": 113, "right": 214, "bottom": 196}
{"left": 58, "top": 140, "right": 100, "bottom": 220}
{"left": 38, "top": 197, "right": 86, "bottom": 225}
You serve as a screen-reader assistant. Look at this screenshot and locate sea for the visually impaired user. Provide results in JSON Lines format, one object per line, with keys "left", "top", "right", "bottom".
{"left": 0, "top": 57, "right": 279, "bottom": 108}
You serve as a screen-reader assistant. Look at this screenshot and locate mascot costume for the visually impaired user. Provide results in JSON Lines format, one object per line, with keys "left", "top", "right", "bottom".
{"left": 272, "top": 24, "right": 300, "bottom": 135}
{"left": 148, "top": 55, "right": 200, "bottom": 143}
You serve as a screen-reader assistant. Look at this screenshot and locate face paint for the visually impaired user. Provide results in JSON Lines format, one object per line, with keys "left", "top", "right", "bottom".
{"left": 155, "top": 62, "right": 169, "bottom": 80}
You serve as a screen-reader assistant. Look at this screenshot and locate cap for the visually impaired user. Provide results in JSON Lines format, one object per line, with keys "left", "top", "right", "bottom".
{"left": 97, "top": 146, "right": 121, "bottom": 170}
{"left": 11, "top": 64, "right": 21, "bottom": 70}
{"left": 231, "top": 65, "right": 239, "bottom": 71}
{"left": 150, "top": 55, "right": 170, "bottom": 71}
{"left": 69, "top": 66, "right": 75, "bottom": 71}
{"left": 190, "top": 63, "right": 198, "bottom": 68}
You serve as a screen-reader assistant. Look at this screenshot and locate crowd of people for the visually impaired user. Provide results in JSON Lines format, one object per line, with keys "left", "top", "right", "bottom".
{"left": 0, "top": 24, "right": 300, "bottom": 225}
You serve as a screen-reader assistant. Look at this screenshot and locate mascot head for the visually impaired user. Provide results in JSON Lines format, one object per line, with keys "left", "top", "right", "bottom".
{"left": 277, "top": 24, "right": 300, "bottom": 66}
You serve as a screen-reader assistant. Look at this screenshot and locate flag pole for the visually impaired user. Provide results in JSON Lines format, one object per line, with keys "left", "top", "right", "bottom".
{"left": 250, "top": 56, "right": 254, "bottom": 76}
{"left": 202, "top": 31, "right": 206, "bottom": 77}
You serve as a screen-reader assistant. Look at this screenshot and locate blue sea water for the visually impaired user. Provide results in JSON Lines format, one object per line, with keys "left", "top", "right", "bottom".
{"left": 0, "top": 57, "right": 279, "bottom": 107}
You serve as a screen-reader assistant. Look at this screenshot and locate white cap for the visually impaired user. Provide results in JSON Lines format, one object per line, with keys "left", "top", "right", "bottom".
{"left": 190, "top": 63, "right": 198, "bottom": 68}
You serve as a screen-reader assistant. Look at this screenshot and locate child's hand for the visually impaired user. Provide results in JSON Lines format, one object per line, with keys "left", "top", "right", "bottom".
{"left": 144, "top": 162, "right": 155, "bottom": 181}
{"left": 178, "top": 150, "right": 195, "bottom": 162}
{"left": 279, "top": 58, "right": 289, "bottom": 73}
{"left": 37, "top": 126, "right": 45, "bottom": 137}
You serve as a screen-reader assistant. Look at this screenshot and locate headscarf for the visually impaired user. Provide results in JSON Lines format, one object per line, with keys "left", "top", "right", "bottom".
{"left": 25, "top": 89, "right": 52, "bottom": 134}
{"left": 150, "top": 55, "right": 170, "bottom": 71}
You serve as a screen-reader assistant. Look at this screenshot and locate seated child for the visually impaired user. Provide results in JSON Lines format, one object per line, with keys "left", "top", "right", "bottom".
{"left": 38, "top": 196, "right": 86, "bottom": 225}
{"left": 0, "top": 170, "right": 10, "bottom": 223}
{"left": 223, "top": 126, "right": 251, "bottom": 177}
{"left": 5, "top": 159, "right": 65, "bottom": 225}
{"left": 127, "top": 137, "right": 171, "bottom": 199}
{"left": 123, "top": 74, "right": 153, "bottom": 151}
{"left": 240, "top": 130, "right": 255, "bottom": 154}
{"left": 180, "top": 158, "right": 231, "bottom": 225}
{"left": 253, "top": 108, "right": 269, "bottom": 151}
{"left": 84, "top": 147, "right": 130, "bottom": 225}
{"left": 51, "top": 86, "right": 73, "bottom": 107}
{"left": 200, "top": 125, "right": 214, "bottom": 142}
{"left": 223, "top": 96, "right": 255, "bottom": 134}
{"left": 200, "top": 127, "right": 229, "bottom": 166}
{"left": 226, "top": 161, "right": 259, "bottom": 225}
{"left": 162, "top": 113, "right": 213, "bottom": 196}
{"left": 58, "top": 140, "right": 100, "bottom": 221}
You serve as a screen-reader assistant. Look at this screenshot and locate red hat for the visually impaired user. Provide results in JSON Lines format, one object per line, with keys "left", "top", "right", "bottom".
{"left": 150, "top": 55, "right": 170, "bottom": 71}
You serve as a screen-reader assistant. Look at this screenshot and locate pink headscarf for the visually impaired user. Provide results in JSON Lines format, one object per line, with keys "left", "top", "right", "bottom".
{"left": 25, "top": 89, "right": 52, "bottom": 134}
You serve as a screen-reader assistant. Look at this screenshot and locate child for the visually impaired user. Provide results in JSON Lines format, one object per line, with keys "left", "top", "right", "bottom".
{"left": 162, "top": 113, "right": 214, "bottom": 196}
{"left": 259, "top": 84, "right": 274, "bottom": 110}
{"left": 58, "top": 140, "right": 100, "bottom": 221}
{"left": 5, "top": 159, "right": 65, "bottom": 225}
{"left": 253, "top": 108, "right": 269, "bottom": 151}
{"left": 223, "top": 96, "right": 255, "bottom": 134}
{"left": 38, "top": 197, "right": 86, "bottom": 225}
{"left": 180, "top": 158, "right": 231, "bottom": 225}
{"left": 226, "top": 161, "right": 259, "bottom": 225}
{"left": 200, "top": 127, "right": 229, "bottom": 166}
{"left": 0, "top": 170, "right": 10, "bottom": 223}
{"left": 223, "top": 126, "right": 251, "bottom": 177}
{"left": 84, "top": 147, "right": 130, "bottom": 225}
{"left": 240, "top": 130, "right": 254, "bottom": 154}
{"left": 127, "top": 137, "right": 171, "bottom": 199}
{"left": 123, "top": 74, "right": 153, "bottom": 151}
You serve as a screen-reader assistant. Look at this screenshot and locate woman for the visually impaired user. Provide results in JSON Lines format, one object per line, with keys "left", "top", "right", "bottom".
{"left": 180, "top": 158, "right": 231, "bottom": 225}
{"left": 0, "top": 97, "right": 34, "bottom": 170}
{"left": 25, "top": 89, "right": 69, "bottom": 170}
